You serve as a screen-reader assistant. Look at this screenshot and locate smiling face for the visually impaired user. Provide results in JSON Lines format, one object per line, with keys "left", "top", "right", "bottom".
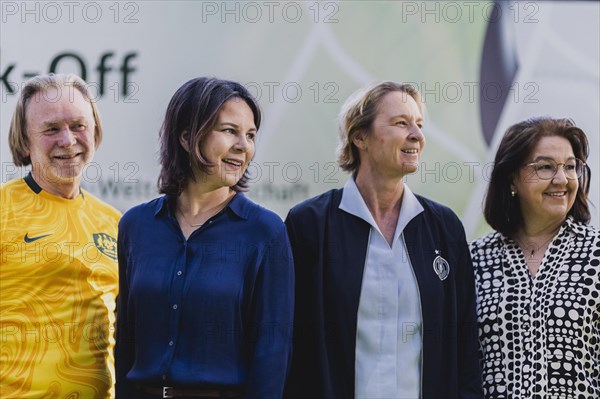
{"left": 25, "top": 85, "right": 96, "bottom": 198}
{"left": 355, "top": 91, "right": 425, "bottom": 180}
{"left": 197, "top": 98, "right": 257, "bottom": 190}
{"left": 512, "top": 135, "right": 579, "bottom": 228}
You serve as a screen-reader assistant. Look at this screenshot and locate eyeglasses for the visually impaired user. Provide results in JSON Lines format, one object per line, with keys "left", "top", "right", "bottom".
{"left": 524, "top": 158, "right": 585, "bottom": 180}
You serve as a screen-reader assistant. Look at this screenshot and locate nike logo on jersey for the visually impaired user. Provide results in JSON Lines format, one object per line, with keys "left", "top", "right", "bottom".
{"left": 24, "top": 233, "right": 51, "bottom": 243}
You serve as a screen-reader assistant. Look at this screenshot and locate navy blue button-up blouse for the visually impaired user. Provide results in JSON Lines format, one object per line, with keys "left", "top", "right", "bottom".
{"left": 115, "top": 193, "right": 294, "bottom": 398}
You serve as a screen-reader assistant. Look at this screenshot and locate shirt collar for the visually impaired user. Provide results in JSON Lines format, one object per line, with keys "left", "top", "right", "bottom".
{"left": 496, "top": 215, "right": 585, "bottom": 246}
{"left": 24, "top": 171, "right": 84, "bottom": 199}
{"left": 153, "top": 191, "right": 251, "bottom": 220}
{"left": 339, "top": 176, "right": 424, "bottom": 239}
{"left": 562, "top": 215, "right": 586, "bottom": 237}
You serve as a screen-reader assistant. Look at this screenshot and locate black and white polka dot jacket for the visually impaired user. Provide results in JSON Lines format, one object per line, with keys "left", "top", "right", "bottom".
{"left": 470, "top": 217, "right": 600, "bottom": 398}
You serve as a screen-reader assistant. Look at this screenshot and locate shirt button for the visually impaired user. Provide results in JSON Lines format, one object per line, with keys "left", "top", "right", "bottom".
{"left": 172, "top": 304, "right": 178, "bottom": 310}
{"left": 168, "top": 340, "right": 174, "bottom": 346}
{"left": 177, "top": 270, "right": 182, "bottom": 276}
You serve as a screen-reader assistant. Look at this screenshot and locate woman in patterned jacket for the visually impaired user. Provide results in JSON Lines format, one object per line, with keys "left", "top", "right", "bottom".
{"left": 470, "top": 117, "right": 599, "bottom": 398}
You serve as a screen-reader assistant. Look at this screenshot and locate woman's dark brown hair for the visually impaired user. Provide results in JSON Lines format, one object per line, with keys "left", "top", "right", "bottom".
{"left": 158, "top": 77, "right": 261, "bottom": 196}
{"left": 484, "top": 117, "right": 591, "bottom": 236}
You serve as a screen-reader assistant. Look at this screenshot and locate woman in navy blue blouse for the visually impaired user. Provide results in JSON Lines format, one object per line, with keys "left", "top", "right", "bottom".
{"left": 115, "top": 77, "right": 294, "bottom": 399}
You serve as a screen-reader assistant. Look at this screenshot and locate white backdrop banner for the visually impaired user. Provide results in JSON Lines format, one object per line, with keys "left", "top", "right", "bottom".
{"left": 2, "top": 1, "right": 598, "bottom": 239}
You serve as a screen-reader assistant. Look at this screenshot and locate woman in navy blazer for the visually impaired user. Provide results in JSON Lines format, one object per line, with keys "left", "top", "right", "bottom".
{"left": 284, "top": 82, "right": 483, "bottom": 399}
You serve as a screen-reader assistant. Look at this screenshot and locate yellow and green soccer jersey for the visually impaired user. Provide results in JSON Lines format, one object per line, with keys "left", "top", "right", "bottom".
{"left": 1, "top": 175, "right": 121, "bottom": 399}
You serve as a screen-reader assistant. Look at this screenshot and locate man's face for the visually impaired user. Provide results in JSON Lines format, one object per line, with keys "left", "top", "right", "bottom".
{"left": 25, "top": 85, "right": 96, "bottom": 197}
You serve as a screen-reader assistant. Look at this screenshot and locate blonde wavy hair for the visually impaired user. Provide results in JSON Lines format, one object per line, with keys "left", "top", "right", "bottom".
{"left": 9, "top": 73, "right": 103, "bottom": 166}
{"left": 337, "top": 81, "right": 424, "bottom": 173}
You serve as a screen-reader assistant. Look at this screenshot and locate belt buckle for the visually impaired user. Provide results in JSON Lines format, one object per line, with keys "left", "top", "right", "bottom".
{"left": 162, "top": 386, "right": 173, "bottom": 398}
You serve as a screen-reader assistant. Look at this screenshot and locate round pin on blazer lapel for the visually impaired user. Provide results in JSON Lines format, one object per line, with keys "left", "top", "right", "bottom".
{"left": 433, "top": 254, "right": 450, "bottom": 281}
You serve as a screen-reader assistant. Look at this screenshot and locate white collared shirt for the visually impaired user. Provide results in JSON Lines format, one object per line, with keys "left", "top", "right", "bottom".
{"left": 339, "top": 177, "right": 424, "bottom": 399}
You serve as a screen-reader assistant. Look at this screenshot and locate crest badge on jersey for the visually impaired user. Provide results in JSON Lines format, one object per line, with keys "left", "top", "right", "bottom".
{"left": 93, "top": 233, "right": 118, "bottom": 261}
{"left": 433, "top": 252, "right": 450, "bottom": 281}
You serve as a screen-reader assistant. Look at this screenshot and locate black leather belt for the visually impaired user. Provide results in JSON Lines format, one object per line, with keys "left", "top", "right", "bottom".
{"left": 141, "top": 385, "right": 242, "bottom": 398}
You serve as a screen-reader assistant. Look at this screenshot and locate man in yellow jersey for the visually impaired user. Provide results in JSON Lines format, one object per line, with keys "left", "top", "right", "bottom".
{"left": 1, "top": 73, "right": 120, "bottom": 399}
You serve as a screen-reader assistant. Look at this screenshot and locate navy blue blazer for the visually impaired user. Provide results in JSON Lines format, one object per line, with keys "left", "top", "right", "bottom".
{"left": 284, "top": 188, "right": 483, "bottom": 399}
